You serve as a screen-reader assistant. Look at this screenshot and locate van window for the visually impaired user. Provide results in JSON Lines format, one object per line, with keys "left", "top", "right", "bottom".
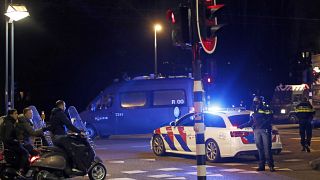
{"left": 121, "top": 92, "right": 147, "bottom": 108}
{"left": 153, "top": 90, "right": 186, "bottom": 106}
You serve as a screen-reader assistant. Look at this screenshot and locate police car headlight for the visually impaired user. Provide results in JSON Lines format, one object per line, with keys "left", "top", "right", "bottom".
{"left": 280, "top": 109, "right": 286, "bottom": 114}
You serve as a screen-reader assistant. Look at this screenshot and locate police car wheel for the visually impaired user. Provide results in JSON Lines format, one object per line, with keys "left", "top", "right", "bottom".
{"left": 206, "top": 139, "right": 221, "bottom": 162}
{"left": 152, "top": 135, "right": 166, "bottom": 156}
{"left": 86, "top": 125, "right": 97, "bottom": 139}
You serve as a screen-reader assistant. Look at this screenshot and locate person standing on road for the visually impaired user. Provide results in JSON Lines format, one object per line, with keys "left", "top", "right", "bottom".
{"left": 239, "top": 96, "right": 275, "bottom": 172}
{"left": 295, "top": 97, "right": 315, "bottom": 152}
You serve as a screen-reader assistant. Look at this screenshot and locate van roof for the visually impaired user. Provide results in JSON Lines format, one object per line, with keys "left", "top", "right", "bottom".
{"left": 275, "top": 84, "right": 309, "bottom": 92}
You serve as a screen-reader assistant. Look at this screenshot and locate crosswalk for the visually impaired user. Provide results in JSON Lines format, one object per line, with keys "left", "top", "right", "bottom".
{"left": 106, "top": 159, "right": 294, "bottom": 180}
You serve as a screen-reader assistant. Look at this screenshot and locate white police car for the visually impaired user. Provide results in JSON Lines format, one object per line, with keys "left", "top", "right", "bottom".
{"left": 151, "top": 109, "right": 282, "bottom": 162}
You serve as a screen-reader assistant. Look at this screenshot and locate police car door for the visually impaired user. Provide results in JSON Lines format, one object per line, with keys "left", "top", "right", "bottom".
{"left": 173, "top": 113, "right": 195, "bottom": 152}
{"left": 93, "top": 94, "right": 116, "bottom": 135}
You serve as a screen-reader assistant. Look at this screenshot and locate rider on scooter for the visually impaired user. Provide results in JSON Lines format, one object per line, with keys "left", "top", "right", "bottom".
{"left": 47, "top": 100, "right": 83, "bottom": 171}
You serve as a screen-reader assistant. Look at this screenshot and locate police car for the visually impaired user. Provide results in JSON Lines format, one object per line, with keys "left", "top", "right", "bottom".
{"left": 151, "top": 109, "right": 283, "bottom": 162}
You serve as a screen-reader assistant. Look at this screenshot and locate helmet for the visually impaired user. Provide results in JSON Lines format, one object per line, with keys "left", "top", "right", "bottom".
{"left": 253, "top": 96, "right": 264, "bottom": 103}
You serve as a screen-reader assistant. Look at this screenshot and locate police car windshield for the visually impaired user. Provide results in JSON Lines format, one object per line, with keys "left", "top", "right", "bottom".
{"left": 228, "top": 114, "right": 250, "bottom": 127}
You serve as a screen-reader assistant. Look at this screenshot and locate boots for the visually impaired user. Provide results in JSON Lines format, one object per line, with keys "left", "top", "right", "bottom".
{"left": 305, "top": 145, "right": 311, "bottom": 153}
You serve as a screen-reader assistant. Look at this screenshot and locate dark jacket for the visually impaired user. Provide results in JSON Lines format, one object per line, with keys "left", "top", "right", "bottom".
{"left": 48, "top": 108, "right": 81, "bottom": 136}
{"left": 295, "top": 101, "right": 314, "bottom": 121}
{"left": 1, "top": 116, "right": 18, "bottom": 143}
{"left": 15, "top": 116, "right": 44, "bottom": 144}
{"left": 239, "top": 103, "right": 273, "bottom": 130}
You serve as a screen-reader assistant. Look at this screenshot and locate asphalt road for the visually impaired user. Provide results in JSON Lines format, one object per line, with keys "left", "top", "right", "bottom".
{"left": 76, "top": 126, "right": 320, "bottom": 180}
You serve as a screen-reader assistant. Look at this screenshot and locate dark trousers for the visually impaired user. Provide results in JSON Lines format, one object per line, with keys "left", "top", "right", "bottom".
{"left": 299, "top": 120, "right": 313, "bottom": 147}
{"left": 254, "top": 129, "right": 274, "bottom": 168}
{"left": 4, "top": 141, "right": 29, "bottom": 171}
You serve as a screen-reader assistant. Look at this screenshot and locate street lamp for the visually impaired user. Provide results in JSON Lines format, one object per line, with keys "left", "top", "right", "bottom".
{"left": 4, "top": 3, "right": 29, "bottom": 111}
{"left": 154, "top": 24, "right": 162, "bottom": 76}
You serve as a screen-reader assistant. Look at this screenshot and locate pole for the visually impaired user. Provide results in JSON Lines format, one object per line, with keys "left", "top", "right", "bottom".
{"left": 5, "top": 0, "right": 9, "bottom": 112}
{"left": 10, "top": 22, "right": 14, "bottom": 109}
{"left": 154, "top": 28, "right": 158, "bottom": 76}
{"left": 191, "top": 0, "right": 206, "bottom": 179}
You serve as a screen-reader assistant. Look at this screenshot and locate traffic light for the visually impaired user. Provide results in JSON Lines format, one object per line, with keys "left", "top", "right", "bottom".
{"left": 166, "top": 4, "right": 191, "bottom": 47}
{"left": 198, "top": 0, "right": 224, "bottom": 54}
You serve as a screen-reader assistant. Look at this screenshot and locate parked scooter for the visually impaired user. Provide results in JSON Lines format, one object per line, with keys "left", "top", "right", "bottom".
{"left": 27, "top": 106, "right": 107, "bottom": 180}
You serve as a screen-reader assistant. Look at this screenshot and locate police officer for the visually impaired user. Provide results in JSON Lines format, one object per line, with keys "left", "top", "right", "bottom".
{"left": 295, "top": 97, "right": 314, "bottom": 152}
{"left": 239, "top": 96, "right": 275, "bottom": 172}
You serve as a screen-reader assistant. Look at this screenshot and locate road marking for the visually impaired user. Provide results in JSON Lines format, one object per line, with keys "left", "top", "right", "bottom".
{"left": 186, "top": 172, "right": 198, "bottom": 175}
{"left": 109, "top": 178, "right": 136, "bottom": 180}
{"left": 207, "top": 174, "right": 223, "bottom": 177}
{"left": 191, "top": 165, "right": 215, "bottom": 168}
{"left": 109, "top": 161, "right": 125, "bottom": 164}
{"left": 239, "top": 171, "right": 259, "bottom": 174}
{"left": 290, "top": 137, "right": 320, "bottom": 140}
{"left": 140, "top": 158, "right": 156, "bottom": 161}
{"left": 147, "top": 174, "right": 174, "bottom": 178}
{"left": 276, "top": 168, "right": 293, "bottom": 171}
{"left": 158, "top": 168, "right": 183, "bottom": 171}
{"left": 166, "top": 177, "right": 186, "bottom": 179}
{"left": 221, "top": 163, "right": 248, "bottom": 166}
{"left": 220, "top": 168, "right": 245, "bottom": 172}
{"left": 283, "top": 159, "right": 304, "bottom": 162}
{"left": 121, "top": 170, "right": 147, "bottom": 174}
{"left": 281, "top": 150, "right": 292, "bottom": 153}
{"left": 252, "top": 166, "right": 280, "bottom": 169}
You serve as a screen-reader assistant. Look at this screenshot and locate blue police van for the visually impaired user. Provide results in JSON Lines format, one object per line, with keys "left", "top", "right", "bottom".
{"left": 80, "top": 76, "right": 194, "bottom": 139}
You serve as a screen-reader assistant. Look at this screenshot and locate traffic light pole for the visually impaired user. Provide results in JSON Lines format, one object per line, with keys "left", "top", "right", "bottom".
{"left": 191, "top": 0, "right": 206, "bottom": 179}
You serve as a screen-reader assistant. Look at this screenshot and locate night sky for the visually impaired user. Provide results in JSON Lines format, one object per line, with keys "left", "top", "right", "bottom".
{"left": 1, "top": 0, "right": 320, "bottom": 115}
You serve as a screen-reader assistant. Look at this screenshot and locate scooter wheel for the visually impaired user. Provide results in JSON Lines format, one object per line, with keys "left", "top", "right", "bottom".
{"left": 88, "top": 163, "right": 107, "bottom": 180}
{"left": 34, "top": 170, "right": 51, "bottom": 180}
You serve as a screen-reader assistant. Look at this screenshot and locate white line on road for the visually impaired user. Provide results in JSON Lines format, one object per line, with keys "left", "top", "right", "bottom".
{"left": 140, "top": 158, "right": 156, "bottom": 161}
{"left": 121, "top": 170, "right": 147, "bottom": 174}
{"left": 108, "top": 178, "right": 136, "bottom": 180}
{"left": 239, "top": 171, "right": 259, "bottom": 174}
{"left": 191, "top": 165, "right": 216, "bottom": 168}
{"left": 220, "top": 168, "right": 245, "bottom": 172}
{"left": 283, "top": 159, "right": 304, "bottom": 162}
{"left": 281, "top": 150, "right": 292, "bottom": 153}
{"left": 147, "top": 174, "right": 175, "bottom": 178}
{"left": 276, "top": 168, "right": 293, "bottom": 171}
{"left": 166, "top": 177, "right": 186, "bottom": 179}
{"left": 109, "top": 161, "right": 125, "bottom": 164}
{"left": 157, "top": 168, "right": 183, "bottom": 171}
{"left": 207, "top": 174, "right": 223, "bottom": 177}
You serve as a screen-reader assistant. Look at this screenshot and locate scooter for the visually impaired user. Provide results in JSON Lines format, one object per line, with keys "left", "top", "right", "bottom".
{"left": 27, "top": 106, "right": 107, "bottom": 180}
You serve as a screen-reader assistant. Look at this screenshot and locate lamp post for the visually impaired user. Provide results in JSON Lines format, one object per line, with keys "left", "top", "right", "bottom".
{"left": 154, "top": 24, "right": 162, "bottom": 76}
{"left": 4, "top": 3, "right": 29, "bottom": 111}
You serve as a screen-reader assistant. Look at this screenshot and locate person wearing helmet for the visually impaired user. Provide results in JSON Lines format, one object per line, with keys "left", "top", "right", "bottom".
{"left": 295, "top": 97, "right": 315, "bottom": 152}
{"left": 239, "top": 96, "right": 275, "bottom": 172}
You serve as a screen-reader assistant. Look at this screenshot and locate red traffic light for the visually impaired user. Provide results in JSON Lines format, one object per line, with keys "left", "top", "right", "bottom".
{"left": 166, "top": 9, "right": 176, "bottom": 24}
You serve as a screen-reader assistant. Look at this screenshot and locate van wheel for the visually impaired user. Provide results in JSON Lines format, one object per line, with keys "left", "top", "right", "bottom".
{"left": 86, "top": 125, "right": 97, "bottom": 139}
{"left": 289, "top": 115, "right": 299, "bottom": 124}
{"left": 206, "top": 139, "right": 221, "bottom": 162}
{"left": 152, "top": 135, "right": 166, "bottom": 156}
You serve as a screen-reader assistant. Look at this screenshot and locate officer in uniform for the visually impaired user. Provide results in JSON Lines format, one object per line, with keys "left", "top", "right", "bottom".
{"left": 239, "top": 96, "right": 275, "bottom": 172}
{"left": 295, "top": 97, "right": 314, "bottom": 152}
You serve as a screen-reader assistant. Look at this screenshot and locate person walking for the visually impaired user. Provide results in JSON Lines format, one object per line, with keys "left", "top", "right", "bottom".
{"left": 239, "top": 96, "right": 275, "bottom": 172}
{"left": 295, "top": 97, "right": 315, "bottom": 152}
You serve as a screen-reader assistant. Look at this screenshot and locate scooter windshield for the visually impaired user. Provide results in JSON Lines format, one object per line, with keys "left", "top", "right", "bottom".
{"left": 29, "top": 105, "right": 53, "bottom": 146}
{"left": 67, "top": 106, "right": 86, "bottom": 131}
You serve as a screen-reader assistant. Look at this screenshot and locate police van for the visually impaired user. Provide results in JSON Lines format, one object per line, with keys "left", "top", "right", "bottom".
{"left": 80, "top": 76, "right": 194, "bottom": 139}
{"left": 270, "top": 84, "right": 310, "bottom": 123}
